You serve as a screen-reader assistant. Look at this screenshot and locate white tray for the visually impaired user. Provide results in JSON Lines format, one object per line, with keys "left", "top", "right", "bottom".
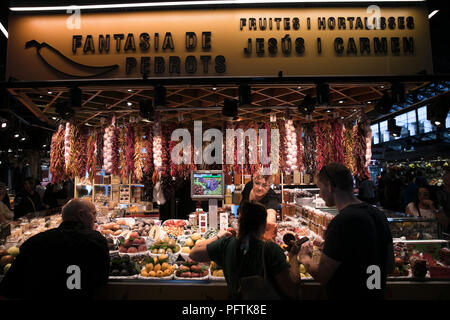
{"left": 109, "top": 275, "right": 138, "bottom": 280}
{"left": 137, "top": 273, "right": 174, "bottom": 280}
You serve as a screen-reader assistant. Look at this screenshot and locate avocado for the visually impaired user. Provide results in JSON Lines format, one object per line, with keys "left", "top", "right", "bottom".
{"left": 121, "top": 254, "right": 130, "bottom": 263}
{"left": 110, "top": 269, "right": 120, "bottom": 276}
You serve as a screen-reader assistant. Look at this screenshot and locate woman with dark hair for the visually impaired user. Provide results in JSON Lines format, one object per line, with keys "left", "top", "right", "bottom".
{"left": 405, "top": 186, "right": 438, "bottom": 220}
{"left": 189, "top": 201, "right": 301, "bottom": 300}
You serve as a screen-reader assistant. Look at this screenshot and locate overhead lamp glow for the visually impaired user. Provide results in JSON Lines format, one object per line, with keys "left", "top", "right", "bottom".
{"left": 10, "top": 0, "right": 426, "bottom": 11}
{"left": 434, "top": 121, "right": 441, "bottom": 126}
{"left": 52, "top": 117, "right": 57, "bottom": 120}
{"left": 48, "top": 91, "right": 53, "bottom": 94}
{"left": 127, "top": 102, "right": 133, "bottom": 106}
{"left": 128, "top": 89, "right": 133, "bottom": 92}
{"left": 0, "top": 22, "right": 8, "bottom": 39}
{"left": 1, "top": 122, "right": 6, "bottom": 128}
{"left": 428, "top": 10, "right": 439, "bottom": 19}
{"left": 14, "top": 133, "right": 20, "bottom": 138}
{"left": 21, "top": 137, "right": 26, "bottom": 141}
{"left": 338, "top": 100, "right": 344, "bottom": 104}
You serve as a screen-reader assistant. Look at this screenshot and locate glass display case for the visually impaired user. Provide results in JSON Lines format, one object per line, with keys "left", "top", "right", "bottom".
{"left": 379, "top": 208, "right": 441, "bottom": 240}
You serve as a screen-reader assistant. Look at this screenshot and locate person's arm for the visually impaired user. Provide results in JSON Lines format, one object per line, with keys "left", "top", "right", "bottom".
{"left": 266, "top": 209, "right": 277, "bottom": 224}
{"left": 189, "top": 229, "right": 232, "bottom": 262}
{"left": 299, "top": 241, "right": 341, "bottom": 285}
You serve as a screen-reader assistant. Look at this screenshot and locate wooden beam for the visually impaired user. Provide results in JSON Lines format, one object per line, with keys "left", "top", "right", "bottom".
{"left": 8, "top": 89, "right": 53, "bottom": 125}
{"left": 43, "top": 91, "right": 63, "bottom": 113}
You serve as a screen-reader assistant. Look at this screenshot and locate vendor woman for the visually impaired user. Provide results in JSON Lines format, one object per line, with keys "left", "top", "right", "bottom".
{"left": 240, "top": 172, "right": 280, "bottom": 240}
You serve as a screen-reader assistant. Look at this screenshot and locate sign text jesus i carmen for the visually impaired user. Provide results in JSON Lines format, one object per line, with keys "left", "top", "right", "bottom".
{"left": 6, "top": 6, "right": 432, "bottom": 81}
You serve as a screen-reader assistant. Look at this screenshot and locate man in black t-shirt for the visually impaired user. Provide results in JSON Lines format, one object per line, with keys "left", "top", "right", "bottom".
{"left": 241, "top": 174, "right": 280, "bottom": 240}
{"left": 299, "top": 163, "right": 394, "bottom": 299}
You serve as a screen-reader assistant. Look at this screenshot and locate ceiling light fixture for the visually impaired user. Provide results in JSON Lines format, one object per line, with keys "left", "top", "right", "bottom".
{"left": 127, "top": 102, "right": 133, "bottom": 106}
{"left": 428, "top": 10, "right": 439, "bottom": 19}
{"left": 10, "top": 0, "right": 426, "bottom": 12}
{"left": 0, "top": 22, "right": 8, "bottom": 39}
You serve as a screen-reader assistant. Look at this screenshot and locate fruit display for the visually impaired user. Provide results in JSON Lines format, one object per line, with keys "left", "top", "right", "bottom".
{"left": 299, "top": 263, "right": 312, "bottom": 279}
{"left": 0, "top": 246, "right": 19, "bottom": 276}
{"left": 109, "top": 253, "right": 140, "bottom": 278}
{"left": 139, "top": 255, "right": 177, "bottom": 279}
{"left": 180, "top": 233, "right": 206, "bottom": 255}
{"left": 131, "top": 219, "right": 158, "bottom": 237}
{"left": 175, "top": 260, "right": 209, "bottom": 279}
{"left": 147, "top": 225, "right": 162, "bottom": 240}
{"left": 118, "top": 232, "right": 148, "bottom": 254}
{"left": 209, "top": 261, "right": 225, "bottom": 280}
{"left": 100, "top": 222, "right": 126, "bottom": 237}
{"left": 162, "top": 220, "right": 187, "bottom": 237}
{"left": 149, "top": 237, "right": 180, "bottom": 255}
{"left": 391, "top": 242, "right": 410, "bottom": 277}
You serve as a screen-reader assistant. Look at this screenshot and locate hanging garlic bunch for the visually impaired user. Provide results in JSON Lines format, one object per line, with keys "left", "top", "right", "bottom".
{"left": 64, "top": 122, "right": 71, "bottom": 170}
{"left": 284, "top": 120, "right": 298, "bottom": 173}
{"left": 103, "top": 124, "right": 115, "bottom": 173}
{"left": 153, "top": 122, "right": 163, "bottom": 171}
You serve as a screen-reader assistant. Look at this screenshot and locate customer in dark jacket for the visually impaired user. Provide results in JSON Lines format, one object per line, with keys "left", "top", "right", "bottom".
{"left": 13, "top": 177, "right": 47, "bottom": 220}
{"left": 0, "top": 198, "right": 110, "bottom": 300}
{"left": 43, "top": 183, "right": 60, "bottom": 209}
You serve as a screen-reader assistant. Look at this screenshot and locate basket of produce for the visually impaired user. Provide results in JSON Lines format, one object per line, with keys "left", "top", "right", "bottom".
{"left": 209, "top": 261, "right": 225, "bottom": 281}
{"left": 180, "top": 233, "right": 206, "bottom": 260}
{"left": 117, "top": 232, "right": 148, "bottom": 255}
{"left": 109, "top": 253, "right": 140, "bottom": 279}
{"left": 138, "top": 255, "right": 177, "bottom": 280}
{"left": 162, "top": 219, "right": 188, "bottom": 237}
{"left": 174, "top": 260, "right": 209, "bottom": 280}
{"left": 148, "top": 236, "right": 181, "bottom": 263}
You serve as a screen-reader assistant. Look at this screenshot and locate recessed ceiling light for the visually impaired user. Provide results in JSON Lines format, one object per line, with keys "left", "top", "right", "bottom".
{"left": 297, "top": 86, "right": 302, "bottom": 89}
{"left": 367, "top": 101, "right": 372, "bottom": 104}
{"left": 128, "top": 89, "right": 133, "bottom": 92}
{"left": 341, "top": 116, "right": 345, "bottom": 119}
{"left": 8, "top": 149, "right": 12, "bottom": 153}
{"left": 212, "top": 87, "right": 217, "bottom": 91}
{"left": 1, "top": 122, "right": 6, "bottom": 128}
{"left": 14, "top": 133, "right": 20, "bottom": 138}
{"left": 127, "top": 102, "right": 133, "bottom": 106}
{"left": 48, "top": 91, "right": 53, "bottom": 94}
{"left": 52, "top": 117, "right": 57, "bottom": 120}
{"left": 39, "top": 95, "right": 43, "bottom": 98}
{"left": 21, "top": 137, "right": 26, "bottom": 141}
{"left": 338, "top": 100, "right": 344, "bottom": 104}
{"left": 353, "top": 109, "right": 357, "bottom": 112}
{"left": 326, "top": 109, "right": 331, "bottom": 113}
{"left": 42, "top": 144, "right": 47, "bottom": 148}
{"left": 379, "top": 86, "right": 385, "bottom": 89}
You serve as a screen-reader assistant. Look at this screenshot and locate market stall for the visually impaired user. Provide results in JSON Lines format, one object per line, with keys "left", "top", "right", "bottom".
{"left": 1, "top": 0, "right": 449, "bottom": 300}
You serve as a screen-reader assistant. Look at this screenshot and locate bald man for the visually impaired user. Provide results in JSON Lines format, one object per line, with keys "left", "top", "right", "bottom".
{"left": 0, "top": 199, "right": 109, "bottom": 300}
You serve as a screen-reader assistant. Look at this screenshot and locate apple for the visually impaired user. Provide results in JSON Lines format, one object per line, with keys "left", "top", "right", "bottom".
{"left": 129, "top": 232, "right": 139, "bottom": 239}
{"left": 127, "top": 247, "right": 137, "bottom": 253}
{"left": 137, "top": 245, "right": 147, "bottom": 252}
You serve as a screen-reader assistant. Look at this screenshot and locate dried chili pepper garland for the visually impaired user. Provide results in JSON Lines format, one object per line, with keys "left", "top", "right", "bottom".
{"left": 332, "top": 120, "right": 344, "bottom": 164}
{"left": 303, "top": 123, "right": 316, "bottom": 175}
{"left": 126, "top": 125, "right": 136, "bottom": 181}
{"left": 85, "top": 129, "right": 97, "bottom": 182}
{"left": 343, "top": 124, "right": 354, "bottom": 174}
{"left": 134, "top": 127, "right": 144, "bottom": 183}
{"left": 50, "top": 125, "right": 66, "bottom": 183}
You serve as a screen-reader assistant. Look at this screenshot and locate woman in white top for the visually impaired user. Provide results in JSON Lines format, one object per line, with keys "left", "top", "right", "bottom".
{"left": 405, "top": 186, "right": 437, "bottom": 220}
